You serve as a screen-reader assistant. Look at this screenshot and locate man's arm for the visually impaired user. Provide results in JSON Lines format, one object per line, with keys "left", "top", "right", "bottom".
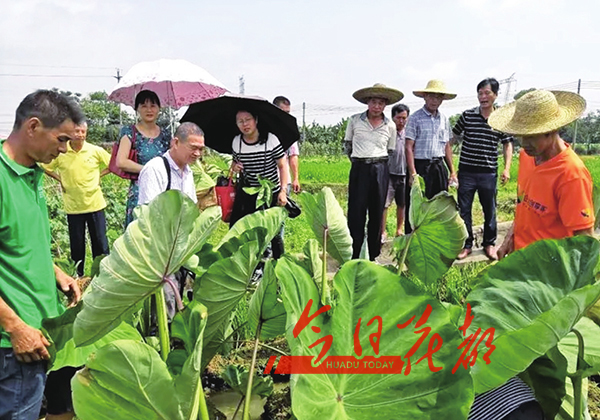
{"left": 100, "top": 168, "right": 110, "bottom": 177}
{"left": 0, "top": 296, "right": 50, "bottom": 362}
{"left": 445, "top": 142, "right": 457, "bottom": 185}
{"left": 54, "top": 265, "right": 81, "bottom": 306}
{"left": 289, "top": 154, "right": 300, "bottom": 193}
{"left": 497, "top": 223, "right": 514, "bottom": 260}
{"left": 501, "top": 141, "right": 513, "bottom": 185}
{"left": 276, "top": 155, "right": 289, "bottom": 206}
{"left": 405, "top": 138, "right": 416, "bottom": 186}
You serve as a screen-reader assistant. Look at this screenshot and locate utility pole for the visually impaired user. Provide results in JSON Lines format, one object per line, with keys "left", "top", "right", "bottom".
{"left": 239, "top": 75, "right": 245, "bottom": 95}
{"left": 573, "top": 78, "right": 581, "bottom": 146}
{"left": 114, "top": 68, "right": 123, "bottom": 125}
{"left": 497, "top": 73, "right": 516, "bottom": 105}
{"left": 302, "top": 102, "right": 306, "bottom": 142}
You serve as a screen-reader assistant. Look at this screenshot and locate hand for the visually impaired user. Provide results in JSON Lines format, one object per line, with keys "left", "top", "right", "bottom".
{"left": 56, "top": 272, "right": 81, "bottom": 307}
{"left": 231, "top": 161, "right": 243, "bottom": 175}
{"left": 277, "top": 190, "right": 288, "bottom": 206}
{"left": 8, "top": 321, "right": 50, "bottom": 363}
{"left": 407, "top": 173, "right": 417, "bottom": 187}
{"left": 449, "top": 173, "right": 458, "bottom": 188}
{"left": 292, "top": 179, "right": 301, "bottom": 194}
{"left": 59, "top": 181, "right": 66, "bottom": 193}
{"left": 497, "top": 234, "right": 514, "bottom": 260}
{"left": 501, "top": 169, "right": 510, "bottom": 185}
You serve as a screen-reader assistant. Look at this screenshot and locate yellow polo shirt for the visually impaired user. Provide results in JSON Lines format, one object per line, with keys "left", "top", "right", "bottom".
{"left": 42, "top": 142, "right": 111, "bottom": 214}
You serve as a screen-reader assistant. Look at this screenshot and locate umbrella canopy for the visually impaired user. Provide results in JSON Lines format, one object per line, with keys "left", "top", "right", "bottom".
{"left": 180, "top": 93, "right": 300, "bottom": 154}
{"left": 108, "top": 59, "right": 228, "bottom": 109}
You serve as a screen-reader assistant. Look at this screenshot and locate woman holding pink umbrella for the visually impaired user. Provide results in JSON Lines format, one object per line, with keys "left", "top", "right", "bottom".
{"left": 116, "top": 90, "right": 171, "bottom": 228}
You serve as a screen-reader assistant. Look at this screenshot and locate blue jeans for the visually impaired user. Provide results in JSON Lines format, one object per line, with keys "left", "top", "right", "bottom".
{"left": 458, "top": 172, "right": 498, "bottom": 249}
{"left": 0, "top": 348, "right": 47, "bottom": 420}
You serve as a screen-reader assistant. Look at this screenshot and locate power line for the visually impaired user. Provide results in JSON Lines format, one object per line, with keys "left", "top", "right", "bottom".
{"left": 0, "top": 73, "right": 110, "bottom": 78}
{"left": 0, "top": 63, "right": 115, "bottom": 70}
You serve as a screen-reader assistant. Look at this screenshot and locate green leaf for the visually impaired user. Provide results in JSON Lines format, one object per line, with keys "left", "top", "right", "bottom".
{"left": 519, "top": 346, "right": 568, "bottom": 420}
{"left": 393, "top": 177, "right": 467, "bottom": 283}
{"left": 559, "top": 317, "right": 600, "bottom": 376}
{"left": 467, "top": 236, "right": 600, "bottom": 394}
{"left": 276, "top": 257, "right": 473, "bottom": 420}
{"left": 218, "top": 207, "right": 287, "bottom": 253}
{"left": 72, "top": 340, "right": 183, "bottom": 420}
{"left": 74, "top": 191, "right": 221, "bottom": 347}
{"left": 221, "top": 365, "right": 274, "bottom": 398}
{"left": 171, "top": 300, "right": 208, "bottom": 356}
{"left": 593, "top": 183, "right": 600, "bottom": 230}
{"left": 298, "top": 188, "right": 352, "bottom": 265}
{"left": 248, "top": 260, "right": 286, "bottom": 340}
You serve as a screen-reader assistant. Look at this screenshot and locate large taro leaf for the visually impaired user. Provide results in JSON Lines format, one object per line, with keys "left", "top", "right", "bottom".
{"left": 72, "top": 340, "right": 183, "bottom": 420}
{"left": 393, "top": 177, "right": 467, "bottom": 284}
{"left": 74, "top": 191, "right": 220, "bottom": 346}
{"left": 557, "top": 378, "right": 593, "bottom": 420}
{"left": 593, "top": 183, "right": 600, "bottom": 230}
{"left": 519, "top": 346, "right": 568, "bottom": 420}
{"left": 43, "top": 303, "right": 142, "bottom": 372}
{"left": 276, "top": 257, "right": 473, "bottom": 420}
{"left": 298, "top": 188, "right": 352, "bottom": 265}
{"left": 195, "top": 240, "right": 260, "bottom": 369}
{"left": 218, "top": 207, "right": 287, "bottom": 254}
{"left": 466, "top": 236, "right": 600, "bottom": 394}
{"left": 248, "top": 260, "right": 286, "bottom": 340}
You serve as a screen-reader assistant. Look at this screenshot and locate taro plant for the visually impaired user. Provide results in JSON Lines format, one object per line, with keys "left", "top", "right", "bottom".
{"left": 222, "top": 364, "right": 274, "bottom": 420}
{"left": 277, "top": 183, "right": 600, "bottom": 419}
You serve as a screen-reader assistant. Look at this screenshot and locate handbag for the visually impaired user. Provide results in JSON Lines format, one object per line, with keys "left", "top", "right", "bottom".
{"left": 109, "top": 125, "right": 139, "bottom": 180}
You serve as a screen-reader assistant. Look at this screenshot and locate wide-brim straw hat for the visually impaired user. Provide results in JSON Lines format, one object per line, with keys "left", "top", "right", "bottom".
{"left": 413, "top": 79, "right": 457, "bottom": 100}
{"left": 488, "top": 90, "right": 586, "bottom": 136}
{"left": 353, "top": 83, "right": 404, "bottom": 105}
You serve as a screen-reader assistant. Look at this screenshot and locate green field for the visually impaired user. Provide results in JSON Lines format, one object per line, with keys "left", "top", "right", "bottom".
{"left": 47, "top": 153, "right": 600, "bottom": 275}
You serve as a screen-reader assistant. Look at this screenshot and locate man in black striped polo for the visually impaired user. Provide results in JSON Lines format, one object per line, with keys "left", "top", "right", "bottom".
{"left": 452, "top": 78, "right": 514, "bottom": 260}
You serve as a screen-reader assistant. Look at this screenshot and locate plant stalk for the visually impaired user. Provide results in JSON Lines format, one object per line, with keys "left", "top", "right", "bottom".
{"left": 243, "top": 323, "right": 262, "bottom": 420}
{"left": 572, "top": 328, "right": 585, "bottom": 420}
{"left": 155, "top": 288, "right": 170, "bottom": 362}
{"left": 397, "top": 234, "right": 413, "bottom": 275}
{"left": 321, "top": 227, "right": 328, "bottom": 304}
{"left": 232, "top": 396, "right": 245, "bottom": 420}
{"left": 197, "top": 384, "right": 210, "bottom": 420}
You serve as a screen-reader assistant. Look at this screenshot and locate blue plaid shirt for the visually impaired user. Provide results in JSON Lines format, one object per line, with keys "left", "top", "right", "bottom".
{"left": 405, "top": 106, "right": 450, "bottom": 159}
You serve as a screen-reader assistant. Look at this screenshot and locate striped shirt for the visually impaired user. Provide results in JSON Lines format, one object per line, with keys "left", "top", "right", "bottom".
{"left": 468, "top": 377, "right": 536, "bottom": 420}
{"left": 405, "top": 106, "right": 451, "bottom": 159}
{"left": 344, "top": 112, "right": 396, "bottom": 158}
{"left": 388, "top": 129, "right": 406, "bottom": 175}
{"left": 453, "top": 107, "right": 513, "bottom": 173}
{"left": 232, "top": 132, "right": 285, "bottom": 191}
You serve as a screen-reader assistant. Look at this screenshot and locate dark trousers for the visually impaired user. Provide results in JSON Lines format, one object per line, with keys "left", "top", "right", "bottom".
{"left": 458, "top": 172, "right": 497, "bottom": 249}
{"left": 347, "top": 160, "right": 389, "bottom": 260}
{"left": 501, "top": 401, "right": 545, "bottom": 420}
{"left": 405, "top": 158, "right": 448, "bottom": 234}
{"left": 230, "top": 185, "right": 284, "bottom": 259}
{"left": 67, "top": 210, "right": 109, "bottom": 277}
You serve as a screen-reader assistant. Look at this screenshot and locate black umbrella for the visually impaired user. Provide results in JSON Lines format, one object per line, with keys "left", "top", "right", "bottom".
{"left": 180, "top": 93, "right": 300, "bottom": 154}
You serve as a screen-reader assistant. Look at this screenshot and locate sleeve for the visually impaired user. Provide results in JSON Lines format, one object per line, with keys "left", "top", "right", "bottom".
{"left": 160, "top": 127, "right": 172, "bottom": 153}
{"left": 97, "top": 147, "right": 111, "bottom": 168}
{"left": 41, "top": 160, "right": 58, "bottom": 172}
{"left": 501, "top": 133, "right": 514, "bottom": 144}
{"left": 269, "top": 133, "right": 285, "bottom": 160}
{"left": 557, "top": 173, "right": 595, "bottom": 231}
{"left": 287, "top": 142, "right": 300, "bottom": 156}
{"left": 387, "top": 122, "right": 396, "bottom": 151}
{"left": 119, "top": 125, "right": 133, "bottom": 140}
{"left": 452, "top": 113, "right": 466, "bottom": 137}
{"left": 137, "top": 159, "right": 165, "bottom": 205}
{"left": 404, "top": 115, "right": 417, "bottom": 141}
{"left": 343, "top": 116, "right": 355, "bottom": 142}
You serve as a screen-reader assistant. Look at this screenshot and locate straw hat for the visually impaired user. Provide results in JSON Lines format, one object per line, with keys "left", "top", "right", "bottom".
{"left": 353, "top": 83, "right": 404, "bottom": 105}
{"left": 488, "top": 90, "right": 586, "bottom": 136}
{"left": 413, "top": 80, "right": 457, "bottom": 100}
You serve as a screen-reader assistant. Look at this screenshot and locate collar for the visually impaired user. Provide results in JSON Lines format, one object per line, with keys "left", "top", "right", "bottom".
{"left": 421, "top": 106, "right": 439, "bottom": 118}
{"left": 67, "top": 141, "right": 89, "bottom": 153}
{"left": 359, "top": 111, "right": 390, "bottom": 124}
{"left": 0, "top": 139, "right": 38, "bottom": 177}
{"left": 165, "top": 150, "right": 190, "bottom": 175}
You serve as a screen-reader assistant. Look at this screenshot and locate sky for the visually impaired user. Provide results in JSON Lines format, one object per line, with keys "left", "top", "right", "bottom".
{"left": 1, "top": 0, "right": 600, "bottom": 137}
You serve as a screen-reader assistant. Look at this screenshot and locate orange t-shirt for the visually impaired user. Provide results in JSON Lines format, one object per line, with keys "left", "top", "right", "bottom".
{"left": 514, "top": 146, "right": 594, "bottom": 250}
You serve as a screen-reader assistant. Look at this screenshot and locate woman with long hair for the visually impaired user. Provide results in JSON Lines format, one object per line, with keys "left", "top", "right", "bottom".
{"left": 116, "top": 90, "right": 171, "bottom": 228}
{"left": 229, "top": 109, "right": 289, "bottom": 258}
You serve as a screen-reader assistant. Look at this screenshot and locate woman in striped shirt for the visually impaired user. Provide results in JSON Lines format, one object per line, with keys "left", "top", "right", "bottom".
{"left": 229, "top": 109, "right": 289, "bottom": 258}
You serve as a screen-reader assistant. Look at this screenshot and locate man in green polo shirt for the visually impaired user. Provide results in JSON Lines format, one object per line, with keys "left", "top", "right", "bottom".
{"left": 0, "top": 90, "right": 83, "bottom": 420}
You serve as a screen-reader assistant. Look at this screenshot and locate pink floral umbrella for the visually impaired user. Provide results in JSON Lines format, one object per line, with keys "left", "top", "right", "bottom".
{"left": 108, "top": 59, "right": 228, "bottom": 109}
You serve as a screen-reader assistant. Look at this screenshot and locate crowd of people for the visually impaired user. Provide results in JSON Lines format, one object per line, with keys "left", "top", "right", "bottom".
{"left": 0, "top": 77, "right": 596, "bottom": 420}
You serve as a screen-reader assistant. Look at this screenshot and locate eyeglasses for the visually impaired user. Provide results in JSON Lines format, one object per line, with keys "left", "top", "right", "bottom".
{"left": 236, "top": 118, "right": 255, "bottom": 125}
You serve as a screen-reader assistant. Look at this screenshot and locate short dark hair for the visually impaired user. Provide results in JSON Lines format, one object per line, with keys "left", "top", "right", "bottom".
{"left": 134, "top": 90, "right": 161, "bottom": 110}
{"left": 391, "top": 103, "right": 410, "bottom": 117}
{"left": 273, "top": 96, "right": 290, "bottom": 107}
{"left": 236, "top": 109, "right": 268, "bottom": 144}
{"left": 175, "top": 122, "right": 204, "bottom": 142}
{"left": 13, "top": 90, "right": 85, "bottom": 130}
{"left": 477, "top": 78, "right": 500, "bottom": 95}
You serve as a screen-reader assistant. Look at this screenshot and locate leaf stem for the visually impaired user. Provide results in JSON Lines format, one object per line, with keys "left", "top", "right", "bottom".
{"left": 321, "top": 227, "right": 328, "bottom": 304}
{"left": 243, "top": 324, "right": 261, "bottom": 420}
{"left": 572, "top": 328, "right": 585, "bottom": 420}
{"left": 155, "top": 288, "right": 170, "bottom": 361}
{"left": 397, "top": 233, "right": 413, "bottom": 275}
{"left": 232, "top": 396, "right": 245, "bottom": 420}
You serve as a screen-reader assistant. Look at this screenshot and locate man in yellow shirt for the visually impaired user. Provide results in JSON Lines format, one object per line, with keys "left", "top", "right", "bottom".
{"left": 43, "top": 121, "right": 111, "bottom": 277}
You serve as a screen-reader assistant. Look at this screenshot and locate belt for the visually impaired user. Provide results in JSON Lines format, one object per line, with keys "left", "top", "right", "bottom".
{"left": 415, "top": 157, "right": 443, "bottom": 163}
{"left": 351, "top": 157, "right": 388, "bottom": 164}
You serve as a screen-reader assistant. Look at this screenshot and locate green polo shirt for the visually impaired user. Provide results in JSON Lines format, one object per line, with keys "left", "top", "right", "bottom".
{"left": 0, "top": 139, "right": 62, "bottom": 347}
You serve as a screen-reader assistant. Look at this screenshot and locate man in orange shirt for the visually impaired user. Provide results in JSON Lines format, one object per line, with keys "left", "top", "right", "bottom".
{"left": 491, "top": 89, "right": 594, "bottom": 259}
{"left": 466, "top": 89, "right": 593, "bottom": 420}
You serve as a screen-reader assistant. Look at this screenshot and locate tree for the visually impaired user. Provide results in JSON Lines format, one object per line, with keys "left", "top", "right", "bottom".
{"left": 79, "top": 91, "right": 134, "bottom": 145}
{"left": 514, "top": 88, "right": 536, "bottom": 100}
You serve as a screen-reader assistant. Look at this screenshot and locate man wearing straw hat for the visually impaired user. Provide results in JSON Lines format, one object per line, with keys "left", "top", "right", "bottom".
{"left": 344, "top": 83, "right": 403, "bottom": 260}
{"left": 466, "top": 89, "right": 593, "bottom": 420}
{"left": 405, "top": 79, "right": 457, "bottom": 202}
